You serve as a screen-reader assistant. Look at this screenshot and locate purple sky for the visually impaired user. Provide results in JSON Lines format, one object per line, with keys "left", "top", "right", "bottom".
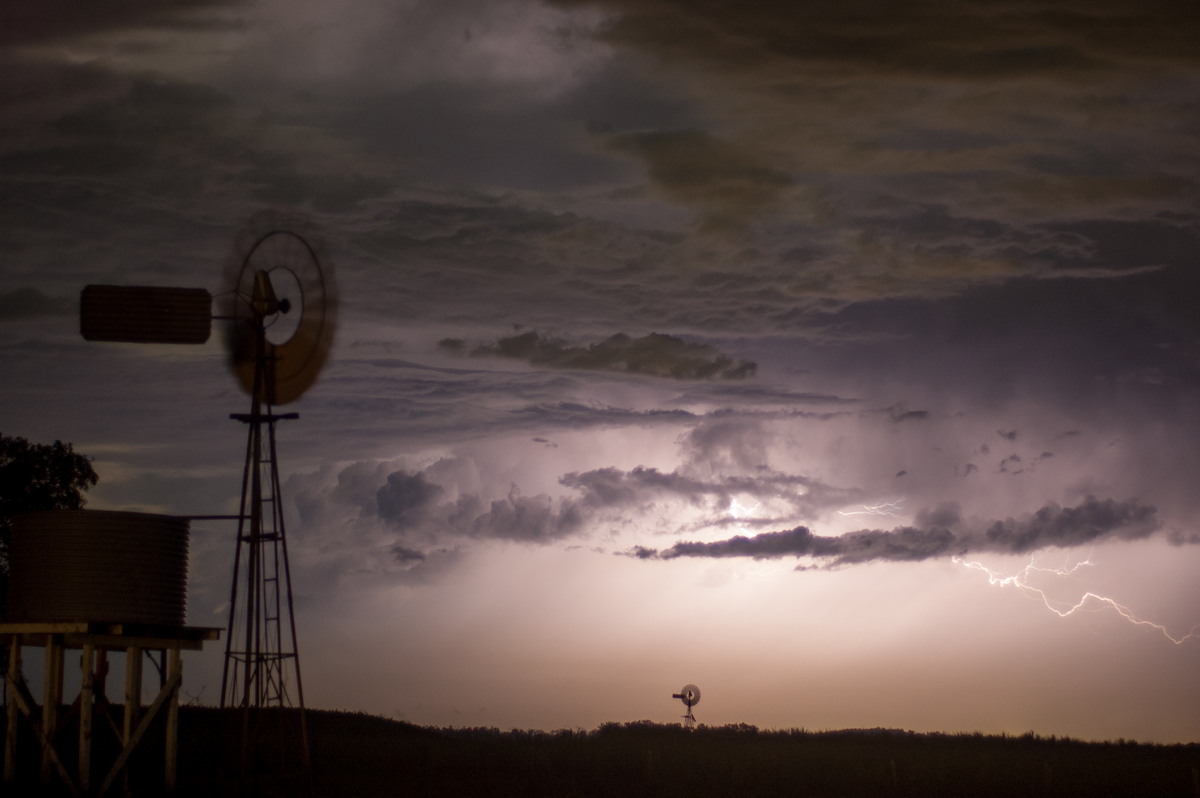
{"left": 3, "top": 0, "right": 1200, "bottom": 741}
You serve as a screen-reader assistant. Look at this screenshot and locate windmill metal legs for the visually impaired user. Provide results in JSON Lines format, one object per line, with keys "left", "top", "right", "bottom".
{"left": 220, "top": 406, "right": 311, "bottom": 790}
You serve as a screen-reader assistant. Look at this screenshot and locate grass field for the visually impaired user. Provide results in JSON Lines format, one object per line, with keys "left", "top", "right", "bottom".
{"left": 6, "top": 707, "right": 1200, "bottom": 796}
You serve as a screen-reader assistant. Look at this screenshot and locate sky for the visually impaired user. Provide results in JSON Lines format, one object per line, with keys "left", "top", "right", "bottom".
{"left": 2, "top": 0, "right": 1200, "bottom": 743}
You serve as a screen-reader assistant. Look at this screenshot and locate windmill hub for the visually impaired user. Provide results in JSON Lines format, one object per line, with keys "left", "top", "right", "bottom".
{"left": 226, "top": 223, "right": 336, "bottom": 405}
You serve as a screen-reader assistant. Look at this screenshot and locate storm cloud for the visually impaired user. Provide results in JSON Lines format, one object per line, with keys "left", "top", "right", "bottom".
{"left": 562, "top": 465, "right": 856, "bottom": 522}
{"left": 633, "top": 497, "right": 1164, "bottom": 566}
{"left": 448, "top": 330, "right": 756, "bottom": 380}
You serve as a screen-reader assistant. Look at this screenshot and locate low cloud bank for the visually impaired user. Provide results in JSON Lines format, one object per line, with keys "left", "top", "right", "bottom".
{"left": 628, "top": 497, "right": 1164, "bottom": 566}
{"left": 441, "top": 330, "right": 756, "bottom": 380}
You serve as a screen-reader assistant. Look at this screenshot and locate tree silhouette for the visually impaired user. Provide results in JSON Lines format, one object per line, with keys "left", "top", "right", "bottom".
{"left": 0, "top": 433, "right": 98, "bottom": 615}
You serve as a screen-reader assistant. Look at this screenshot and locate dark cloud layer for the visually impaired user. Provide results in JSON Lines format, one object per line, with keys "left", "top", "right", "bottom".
{"left": 288, "top": 448, "right": 865, "bottom": 578}
{"left": 551, "top": 0, "right": 1200, "bottom": 80}
{"left": 296, "top": 462, "right": 589, "bottom": 552}
{"left": 446, "top": 330, "right": 757, "bottom": 379}
{"left": 0, "top": 288, "right": 69, "bottom": 320}
{"left": 606, "top": 128, "right": 792, "bottom": 232}
{"left": 632, "top": 497, "right": 1164, "bottom": 566}
{"left": 0, "top": 0, "right": 239, "bottom": 47}
{"left": 562, "top": 465, "right": 855, "bottom": 521}
{"left": 377, "top": 470, "right": 444, "bottom": 530}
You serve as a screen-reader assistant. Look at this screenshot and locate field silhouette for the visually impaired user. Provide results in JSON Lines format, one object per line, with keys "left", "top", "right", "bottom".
{"left": 5, "top": 707, "right": 1198, "bottom": 796}
{"left": 173, "top": 709, "right": 1196, "bottom": 797}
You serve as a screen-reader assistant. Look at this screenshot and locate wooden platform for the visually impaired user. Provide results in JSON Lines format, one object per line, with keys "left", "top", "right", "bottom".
{"left": 1, "top": 621, "right": 219, "bottom": 651}
{"left": 2, "top": 621, "right": 220, "bottom": 796}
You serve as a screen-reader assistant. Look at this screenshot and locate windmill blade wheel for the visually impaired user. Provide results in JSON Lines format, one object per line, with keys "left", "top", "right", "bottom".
{"left": 224, "top": 219, "right": 337, "bottom": 405}
{"left": 676, "top": 684, "right": 701, "bottom": 708}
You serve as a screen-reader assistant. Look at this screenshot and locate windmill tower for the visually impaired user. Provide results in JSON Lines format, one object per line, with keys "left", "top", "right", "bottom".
{"left": 75, "top": 213, "right": 337, "bottom": 792}
{"left": 672, "top": 683, "right": 701, "bottom": 729}
{"left": 218, "top": 219, "right": 336, "bottom": 789}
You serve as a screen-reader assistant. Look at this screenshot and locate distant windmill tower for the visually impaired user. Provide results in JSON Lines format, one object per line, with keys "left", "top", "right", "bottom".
{"left": 672, "top": 684, "right": 701, "bottom": 728}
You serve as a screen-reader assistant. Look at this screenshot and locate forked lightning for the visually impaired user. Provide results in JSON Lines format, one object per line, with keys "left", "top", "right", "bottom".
{"left": 953, "top": 555, "right": 1200, "bottom": 645}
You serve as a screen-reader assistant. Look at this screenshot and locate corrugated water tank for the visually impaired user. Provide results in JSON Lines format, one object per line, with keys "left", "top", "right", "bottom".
{"left": 7, "top": 510, "right": 190, "bottom": 626}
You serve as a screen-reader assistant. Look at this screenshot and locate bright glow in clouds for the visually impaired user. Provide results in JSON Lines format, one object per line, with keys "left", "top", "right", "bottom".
{"left": 237, "top": 0, "right": 613, "bottom": 97}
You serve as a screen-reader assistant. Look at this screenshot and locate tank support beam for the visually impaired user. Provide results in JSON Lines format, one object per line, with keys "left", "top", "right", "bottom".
{"left": 44, "top": 637, "right": 64, "bottom": 781}
{"left": 0, "top": 624, "right": 217, "bottom": 795}
{"left": 5, "top": 643, "right": 16, "bottom": 782}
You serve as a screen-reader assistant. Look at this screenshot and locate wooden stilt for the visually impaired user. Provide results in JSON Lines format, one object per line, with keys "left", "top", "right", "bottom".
{"left": 166, "top": 648, "right": 181, "bottom": 793}
{"left": 123, "top": 645, "right": 143, "bottom": 795}
{"left": 98, "top": 665, "right": 182, "bottom": 797}
{"left": 79, "top": 643, "right": 94, "bottom": 793}
{"left": 123, "top": 645, "right": 143, "bottom": 739}
{"left": 42, "top": 635, "right": 62, "bottom": 782}
{"left": 4, "top": 643, "right": 19, "bottom": 783}
{"left": 6, "top": 664, "right": 78, "bottom": 793}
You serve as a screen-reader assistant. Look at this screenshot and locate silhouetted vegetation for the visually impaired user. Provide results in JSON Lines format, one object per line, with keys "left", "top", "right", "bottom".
{"left": 162, "top": 710, "right": 1198, "bottom": 797}
{"left": 0, "top": 434, "right": 97, "bottom": 617}
{"left": 4, "top": 708, "right": 1198, "bottom": 796}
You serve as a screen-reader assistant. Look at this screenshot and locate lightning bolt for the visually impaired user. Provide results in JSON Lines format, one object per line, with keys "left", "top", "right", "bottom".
{"left": 838, "top": 498, "right": 906, "bottom": 519}
{"left": 728, "top": 498, "right": 759, "bottom": 521}
{"left": 953, "top": 554, "right": 1200, "bottom": 645}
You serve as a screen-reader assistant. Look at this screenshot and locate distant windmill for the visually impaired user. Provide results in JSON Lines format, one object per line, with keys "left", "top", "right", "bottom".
{"left": 672, "top": 684, "right": 701, "bottom": 728}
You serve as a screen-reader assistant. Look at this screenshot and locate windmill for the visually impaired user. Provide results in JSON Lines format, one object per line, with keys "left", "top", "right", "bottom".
{"left": 79, "top": 212, "right": 336, "bottom": 789}
{"left": 672, "top": 683, "right": 701, "bottom": 728}
{"left": 218, "top": 217, "right": 335, "bottom": 789}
